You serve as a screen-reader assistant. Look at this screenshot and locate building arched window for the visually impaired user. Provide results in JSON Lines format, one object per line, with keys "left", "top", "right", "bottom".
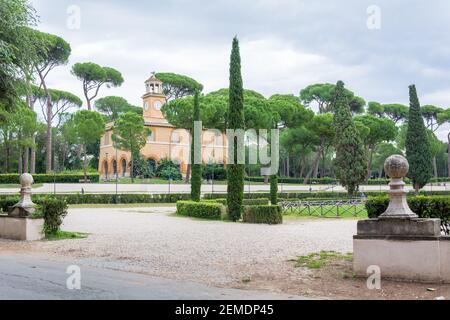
{"left": 121, "top": 159, "right": 127, "bottom": 177}
{"left": 113, "top": 160, "right": 118, "bottom": 176}
{"left": 104, "top": 161, "right": 109, "bottom": 179}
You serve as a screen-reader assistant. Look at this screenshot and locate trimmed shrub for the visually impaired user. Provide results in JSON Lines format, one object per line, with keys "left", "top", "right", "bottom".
{"left": 0, "top": 173, "right": 100, "bottom": 184}
{"left": 203, "top": 198, "right": 269, "bottom": 206}
{"left": 366, "top": 196, "right": 450, "bottom": 234}
{"left": 176, "top": 201, "right": 224, "bottom": 220}
{"left": 39, "top": 197, "right": 69, "bottom": 236}
{"left": 0, "top": 193, "right": 192, "bottom": 211}
{"left": 270, "top": 175, "right": 278, "bottom": 205}
{"left": 243, "top": 205, "right": 283, "bottom": 225}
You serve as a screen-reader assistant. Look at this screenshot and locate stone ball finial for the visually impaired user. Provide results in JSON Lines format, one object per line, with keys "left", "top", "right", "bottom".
{"left": 384, "top": 155, "right": 409, "bottom": 179}
{"left": 19, "top": 173, "right": 34, "bottom": 188}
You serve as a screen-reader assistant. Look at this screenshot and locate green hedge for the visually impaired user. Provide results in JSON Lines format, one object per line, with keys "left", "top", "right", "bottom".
{"left": 366, "top": 196, "right": 450, "bottom": 234}
{"left": 0, "top": 173, "right": 100, "bottom": 184}
{"left": 243, "top": 205, "right": 283, "bottom": 225}
{"left": 246, "top": 176, "right": 450, "bottom": 185}
{"left": 204, "top": 198, "right": 269, "bottom": 206}
{"left": 176, "top": 201, "right": 225, "bottom": 220}
{"left": 0, "top": 193, "right": 192, "bottom": 212}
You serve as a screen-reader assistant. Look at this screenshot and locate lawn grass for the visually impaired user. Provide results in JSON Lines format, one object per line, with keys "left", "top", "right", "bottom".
{"left": 295, "top": 251, "right": 353, "bottom": 269}
{"left": 45, "top": 231, "right": 88, "bottom": 241}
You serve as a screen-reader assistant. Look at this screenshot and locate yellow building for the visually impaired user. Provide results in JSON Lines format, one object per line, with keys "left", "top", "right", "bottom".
{"left": 99, "top": 75, "right": 227, "bottom": 179}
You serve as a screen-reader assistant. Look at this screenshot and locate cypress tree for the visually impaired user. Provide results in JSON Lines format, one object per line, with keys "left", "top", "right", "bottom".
{"left": 270, "top": 175, "right": 278, "bottom": 205}
{"left": 332, "top": 81, "right": 367, "bottom": 196}
{"left": 227, "top": 37, "right": 245, "bottom": 222}
{"left": 190, "top": 90, "right": 202, "bottom": 202}
{"left": 406, "top": 85, "right": 433, "bottom": 192}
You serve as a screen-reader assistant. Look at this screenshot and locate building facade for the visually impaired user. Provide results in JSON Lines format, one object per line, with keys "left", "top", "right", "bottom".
{"left": 98, "top": 75, "right": 228, "bottom": 179}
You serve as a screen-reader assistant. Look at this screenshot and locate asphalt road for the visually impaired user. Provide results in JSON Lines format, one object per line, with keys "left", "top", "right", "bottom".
{"left": 0, "top": 256, "right": 305, "bottom": 300}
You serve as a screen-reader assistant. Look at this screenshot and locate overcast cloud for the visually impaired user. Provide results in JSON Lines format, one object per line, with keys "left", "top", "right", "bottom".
{"left": 30, "top": 0, "right": 450, "bottom": 139}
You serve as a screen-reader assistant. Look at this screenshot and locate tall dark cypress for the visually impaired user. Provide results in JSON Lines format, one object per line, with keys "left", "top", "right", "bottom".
{"left": 333, "top": 80, "right": 367, "bottom": 196}
{"left": 406, "top": 85, "right": 433, "bottom": 192}
{"left": 190, "top": 90, "right": 202, "bottom": 202}
{"left": 227, "top": 37, "right": 245, "bottom": 222}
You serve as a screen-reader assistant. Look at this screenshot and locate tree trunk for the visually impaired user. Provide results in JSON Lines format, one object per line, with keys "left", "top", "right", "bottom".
{"left": 24, "top": 147, "right": 29, "bottom": 173}
{"left": 83, "top": 145, "right": 88, "bottom": 182}
{"left": 286, "top": 154, "right": 290, "bottom": 178}
{"left": 366, "top": 147, "right": 374, "bottom": 182}
{"left": 131, "top": 158, "right": 134, "bottom": 183}
{"left": 304, "top": 147, "right": 323, "bottom": 184}
{"left": 37, "top": 70, "right": 53, "bottom": 173}
{"left": 18, "top": 148, "right": 23, "bottom": 174}
{"left": 433, "top": 156, "right": 438, "bottom": 179}
{"left": 30, "top": 136, "right": 36, "bottom": 174}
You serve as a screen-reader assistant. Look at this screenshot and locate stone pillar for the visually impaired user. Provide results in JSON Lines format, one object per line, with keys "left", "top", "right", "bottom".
{"left": 0, "top": 173, "right": 44, "bottom": 241}
{"left": 379, "top": 155, "right": 417, "bottom": 219}
{"left": 8, "top": 173, "right": 36, "bottom": 218}
{"left": 353, "top": 155, "right": 450, "bottom": 283}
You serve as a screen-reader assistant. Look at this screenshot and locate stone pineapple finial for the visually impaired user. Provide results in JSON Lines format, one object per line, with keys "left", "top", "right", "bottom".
{"left": 8, "top": 173, "right": 36, "bottom": 218}
{"left": 379, "top": 155, "right": 418, "bottom": 219}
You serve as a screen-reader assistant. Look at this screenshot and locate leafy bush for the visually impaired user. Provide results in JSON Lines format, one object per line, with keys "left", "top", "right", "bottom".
{"left": 159, "top": 167, "right": 182, "bottom": 181}
{"left": 176, "top": 201, "right": 225, "bottom": 220}
{"left": 39, "top": 197, "right": 69, "bottom": 236}
{"left": 0, "top": 173, "right": 100, "bottom": 184}
{"left": 156, "top": 159, "right": 182, "bottom": 181}
{"left": 243, "top": 205, "right": 283, "bottom": 225}
{"left": 366, "top": 196, "right": 450, "bottom": 234}
{"left": 203, "top": 164, "right": 227, "bottom": 180}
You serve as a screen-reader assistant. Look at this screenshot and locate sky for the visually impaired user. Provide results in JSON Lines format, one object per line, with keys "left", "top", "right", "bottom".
{"left": 30, "top": 0, "right": 450, "bottom": 139}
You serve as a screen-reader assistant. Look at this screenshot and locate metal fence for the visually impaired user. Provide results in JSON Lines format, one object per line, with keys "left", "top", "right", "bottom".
{"left": 280, "top": 198, "right": 368, "bottom": 217}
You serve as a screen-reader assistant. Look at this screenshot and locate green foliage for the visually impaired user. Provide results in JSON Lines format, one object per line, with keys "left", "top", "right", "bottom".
{"left": 191, "top": 91, "right": 202, "bottom": 202}
{"left": 270, "top": 175, "right": 278, "bottom": 205}
{"left": 155, "top": 72, "right": 203, "bottom": 100}
{"left": 39, "top": 197, "right": 68, "bottom": 236}
{"left": 366, "top": 196, "right": 450, "bottom": 234}
{"left": 94, "top": 96, "right": 141, "bottom": 121}
{"left": 406, "top": 85, "right": 433, "bottom": 192}
{"left": 383, "top": 104, "right": 409, "bottom": 124}
{"left": 155, "top": 158, "right": 182, "bottom": 180}
{"left": 332, "top": 81, "right": 367, "bottom": 195}
{"left": 176, "top": 201, "right": 224, "bottom": 220}
{"left": 73, "top": 110, "right": 105, "bottom": 180}
{"left": 113, "top": 112, "right": 150, "bottom": 182}
{"left": 0, "top": 0, "right": 38, "bottom": 106}
{"left": 203, "top": 163, "right": 227, "bottom": 180}
{"left": 269, "top": 94, "right": 313, "bottom": 128}
{"left": 242, "top": 205, "right": 283, "bottom": 225}
{"left": 71, "top": 62, "right": 124, "bottom": 109}
{"left": 300, "top": 83, "right": 365, "bottom": 114}
{"left": 227, "top": 37, "right": 245, "bottom": 222}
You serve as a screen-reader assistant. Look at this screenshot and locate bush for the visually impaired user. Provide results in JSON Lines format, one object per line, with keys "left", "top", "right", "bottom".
{"left": 366, "top": 196, "right": 450, "bottom": 234}
{"left": 158, "top": 167, "right": 182, "bottom": 181}
{"left": 243, "top": 205, "right": 283, "bottom": 225}
{"left": 176, "top": 201, "right": 225, "bottom": 220}
{"left": 0, "top": 173, "right": 100, "bottom": 184}
{"left": 39, "top": 197, "right": 69, "bottom": 236}
{"left": 203, "top": 164, "right": 227, "bottom": 180}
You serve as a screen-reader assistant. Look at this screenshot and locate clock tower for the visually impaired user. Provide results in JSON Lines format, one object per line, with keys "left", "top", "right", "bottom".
{"left": 142, "top": 74, "right": 167, "bottom": 123}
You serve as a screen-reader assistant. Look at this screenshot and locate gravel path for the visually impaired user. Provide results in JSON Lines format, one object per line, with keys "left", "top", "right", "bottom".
{"left": 0, "top": 207, "right": 357, "bottom": 290}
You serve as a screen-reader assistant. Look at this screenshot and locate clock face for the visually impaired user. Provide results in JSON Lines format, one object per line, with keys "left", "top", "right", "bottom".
{"left": 154, "top": 101, "right": 162, "bottom": 111}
